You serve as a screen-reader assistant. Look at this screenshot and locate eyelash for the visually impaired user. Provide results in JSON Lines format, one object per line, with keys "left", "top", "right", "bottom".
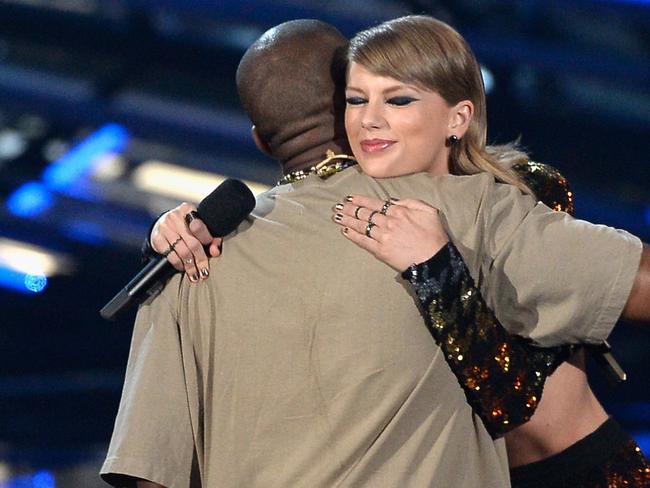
{"left": 345, "top": 96, "right": 418, "bottom": 106}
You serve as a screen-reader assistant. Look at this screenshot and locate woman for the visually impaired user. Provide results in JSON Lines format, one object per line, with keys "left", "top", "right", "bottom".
{"left": 332, "top": 14, "right": 649, "bottom": 487}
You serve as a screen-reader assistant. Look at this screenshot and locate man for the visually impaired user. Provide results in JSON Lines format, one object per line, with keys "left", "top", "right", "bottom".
{"left": 101, "top": 19, "right": 648, "bottom": 488}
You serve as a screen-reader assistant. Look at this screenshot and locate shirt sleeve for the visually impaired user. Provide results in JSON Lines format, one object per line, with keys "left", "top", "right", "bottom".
{"left": 101, "top": 281, "right": 200, "bottom": 488}
{"left": 403, "top": 242, "right": 572, "bottom": 438}
{"left": 480, "top": 182, "right": 642, "bottom": 346}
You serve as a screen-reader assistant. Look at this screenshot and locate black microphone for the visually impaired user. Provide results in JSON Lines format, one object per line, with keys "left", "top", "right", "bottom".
{"left": 100, "top": 179, "right": 256, "bottom": 321}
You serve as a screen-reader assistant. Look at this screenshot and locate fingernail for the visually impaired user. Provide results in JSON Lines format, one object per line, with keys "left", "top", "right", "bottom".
{"left": 334, "top": 203, "right": 344, "bottom": 211}
{"left": 345, "top": 195, "right": 354, "bottom": 202}
{"left": 200, "top": 268, "right": 209, "bottom": 278}
{"left": 342, "top": 227, "right": 349, "bottom": 234}
{"left": 390, "top": 197, "right": 400, "bottom": 202}
{"left": 334, "top": 213, "right": 343, "bottom": 222}
{"left": 190, "top": 273, "right": 199, "bottom": 283}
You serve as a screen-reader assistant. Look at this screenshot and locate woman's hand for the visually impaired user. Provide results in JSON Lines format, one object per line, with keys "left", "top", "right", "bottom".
{"left": 332, "top": 195, "right": 450, "bottom": 272}
{"left": 150, "top": 202, "right": 223, "bottom": 282}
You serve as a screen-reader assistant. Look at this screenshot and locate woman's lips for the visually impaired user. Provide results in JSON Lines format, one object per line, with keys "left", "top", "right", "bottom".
{"left": 360, "top": 139, "right": 396, "bottom": 153}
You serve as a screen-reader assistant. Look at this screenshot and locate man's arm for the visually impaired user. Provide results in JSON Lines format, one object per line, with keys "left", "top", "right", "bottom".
{"left": 622, "top": 244, "right": 650, "bottom": 322}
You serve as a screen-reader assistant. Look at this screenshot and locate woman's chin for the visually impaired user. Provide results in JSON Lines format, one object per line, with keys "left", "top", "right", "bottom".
{"left": 357, "top": 162, "right": 395, "bottom": 179}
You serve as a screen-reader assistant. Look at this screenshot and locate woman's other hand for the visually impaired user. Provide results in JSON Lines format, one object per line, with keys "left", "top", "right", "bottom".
{"left": 333, "top": 195, "right": 449, "bottom": 272}
{"left": 150, "top": 202, "right": 223, "bottom": 282}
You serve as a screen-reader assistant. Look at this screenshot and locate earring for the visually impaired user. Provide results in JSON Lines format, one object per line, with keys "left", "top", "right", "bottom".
{"left": 448, "top": 135, "right": 459, "bottom": 144}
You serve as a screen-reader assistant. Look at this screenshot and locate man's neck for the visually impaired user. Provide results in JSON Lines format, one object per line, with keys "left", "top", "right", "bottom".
{"left": 281, "top": 139, "right": 351, "bottom": 175}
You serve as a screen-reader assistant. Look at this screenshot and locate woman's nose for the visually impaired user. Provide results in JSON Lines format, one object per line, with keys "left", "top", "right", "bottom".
{"left": 360, "top": 103, "right": 386, "bottom": 130}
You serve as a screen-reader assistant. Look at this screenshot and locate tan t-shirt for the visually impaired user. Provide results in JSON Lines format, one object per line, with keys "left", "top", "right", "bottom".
{"left": 101, "top": 167, "right": 641, "bottom": 488}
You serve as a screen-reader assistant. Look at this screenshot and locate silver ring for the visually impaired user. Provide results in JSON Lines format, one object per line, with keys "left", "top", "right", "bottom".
{"left": 379, "top": 200, "right": 393, "bottom": 215}
{"left": 368, "top": 210, "right": 379, "bottom": 224}
{"left": 163, "top": 237, "right": 182, "bottom": 256}
{"left": 365, "top": 222, "right": 376, "bottom": 238}
{"left": 354, "top": 205, "right": 363, "bottom": 220}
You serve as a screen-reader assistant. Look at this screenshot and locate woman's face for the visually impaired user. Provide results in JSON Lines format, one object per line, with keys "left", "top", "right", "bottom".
{"left": 345, "top": 62, "right": 455, "bottom": 178}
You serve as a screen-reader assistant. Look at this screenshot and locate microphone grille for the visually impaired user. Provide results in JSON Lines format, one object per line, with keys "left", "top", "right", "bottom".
{"left": 197, "top": 179, "right": 256, "bottom": 237}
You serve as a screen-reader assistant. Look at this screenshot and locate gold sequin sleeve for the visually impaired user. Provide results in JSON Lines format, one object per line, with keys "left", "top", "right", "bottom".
{"left": 401, "top": 161, "right": 576, "bottom": 438}
{"left": 402, "top": 244, "right": 573, "bottom": 437}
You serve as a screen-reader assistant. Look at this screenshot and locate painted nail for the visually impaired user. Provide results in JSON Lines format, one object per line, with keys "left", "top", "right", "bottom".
{"left": 345, "top": 195, "right": 354, "bottom": 202}
{"left": 334, "top": 203, "right": 344, "bottom": 211}
{"left": 200, "top": 268, "right": 209, "bottom": 278}
{"left": 342, "top": 227, "right": 349, "bottom": 234}
{"left": 334, "top": 213, "right": 343, "bottom": 222}
{"left": 390, "top": 197, "right": 400, "bottom": 202}
{"left": 190, "top": 273, "right": 199, "bottom": 283}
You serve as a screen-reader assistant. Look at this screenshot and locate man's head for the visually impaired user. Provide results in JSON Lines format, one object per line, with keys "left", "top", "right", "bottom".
{"left": 236, "top": 19, "right": 350, "bottom": 169}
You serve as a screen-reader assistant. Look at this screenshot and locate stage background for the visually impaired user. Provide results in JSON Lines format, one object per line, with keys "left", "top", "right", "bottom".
{"left": 0, "top": 1, "right": 648, "bottom": 486}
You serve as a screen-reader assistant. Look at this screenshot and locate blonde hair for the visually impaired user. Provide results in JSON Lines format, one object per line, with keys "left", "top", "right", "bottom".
{"left": 348, "top": 15, "right": 531, "bottom": 194}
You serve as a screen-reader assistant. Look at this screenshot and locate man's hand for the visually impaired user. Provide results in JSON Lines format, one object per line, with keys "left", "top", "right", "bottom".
{"left": 150, "top": 202, "right": 222, "bottom": 282}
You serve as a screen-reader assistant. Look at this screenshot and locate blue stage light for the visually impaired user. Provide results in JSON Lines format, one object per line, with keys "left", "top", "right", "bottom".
{"left": 0, "top": 268, "right": 47, "bottom": 294}
{"left": 2, "top": 469, "right": 55, "bottom": 487}
{"left": 32, "top": 470, "right": 56, "bottom": 488}
{"left": 24, "top": 273, "right": 47, "bottom": 293}
{"left": 42, "top": 123, "right": 129, "bottom": 191}
{"left": 6, "top": 182, "right": 53, "bottom": 218}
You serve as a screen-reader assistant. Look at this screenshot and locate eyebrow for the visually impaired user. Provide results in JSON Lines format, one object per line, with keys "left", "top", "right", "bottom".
{"left": 345, "top": 84, "right": 420, "bottom": 95}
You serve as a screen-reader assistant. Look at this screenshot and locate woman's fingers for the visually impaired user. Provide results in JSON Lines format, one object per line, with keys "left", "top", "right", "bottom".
{"left": 150, "top": 203, "right": 215, "bottom": 282}
{"left": 333, "top": 194, "right": 449, "bottom": 272}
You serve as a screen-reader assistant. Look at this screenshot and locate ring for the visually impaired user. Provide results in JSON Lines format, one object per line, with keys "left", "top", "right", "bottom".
{"left": 379, "top": 200, "right": 393, "bottom": 215}
{"left": 365, "top": 222, "right": 376, "bottom": 238}
{"left": 163, "top": 237, "right": 182, "bottom": 256}
{"left": 354, "top": 205, "right": 363, "bottom": 220}
{"left": 368, "top": 210, "right": 379, "bottom": 224}
{"left": 184, "top": 210, "right": 200, "bottom": 227}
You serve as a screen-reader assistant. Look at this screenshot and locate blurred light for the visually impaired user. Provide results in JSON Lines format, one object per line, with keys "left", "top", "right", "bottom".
{"left": 633, "top": 431, "right": 650, "bottom": 456}
{"left": 32, "top": 470, "right": 56, "bottom": 488}
{"left": 481, "top": 64, "right": 495, "bottom": 94}
{"left": 0, "top": 267, "right": 45, "bottom": 293}
{"left": 24, "top": 274, "right": 47, "bottom": 293}
{"left": 0, "top": 238, "right": 73, "bottom": 277}
{"left": 132, "top": 160, "right": 270, "bottom": 202}
{"left": 42, "top": 123, "right": 129, "bottom": 191}
{"left": 645, "top": 205, "right": 650, "bottom": 226}
{"left": 0, "top": 469, "right": 56, "bottom": 488}
{"left": 0, "top": 128, "right": 27, "bottom": 161}
{"left": 6, "top": 182, "right": 54, "bottom": 218}
{"left": 91, "top": 153, "right": 127, "bottom": 182}
{"left": 64, "top": 220, "right": 108, "bottom": 245}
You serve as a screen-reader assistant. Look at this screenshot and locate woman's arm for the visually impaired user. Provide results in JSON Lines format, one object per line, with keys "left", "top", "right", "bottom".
{"left": 403, "top": 240, "right": 572, "bottom": 437}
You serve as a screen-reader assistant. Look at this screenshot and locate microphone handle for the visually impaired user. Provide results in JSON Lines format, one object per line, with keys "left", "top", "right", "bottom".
{"left": 100, "top": 257, "right": 175, "bottom": 321}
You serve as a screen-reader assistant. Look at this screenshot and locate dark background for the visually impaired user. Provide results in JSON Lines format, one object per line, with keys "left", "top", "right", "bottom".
{"left": 0, "top": 1, "right": 648, "bottom": 486}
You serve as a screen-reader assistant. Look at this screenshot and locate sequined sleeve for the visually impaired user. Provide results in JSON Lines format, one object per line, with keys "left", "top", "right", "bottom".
{"left": 402, "top": 243, "right": 573, "bottom": 437}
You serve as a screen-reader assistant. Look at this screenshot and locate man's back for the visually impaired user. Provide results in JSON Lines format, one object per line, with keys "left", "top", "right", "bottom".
{"left": 175, "top": 168, "right": 509, "bottom": 487}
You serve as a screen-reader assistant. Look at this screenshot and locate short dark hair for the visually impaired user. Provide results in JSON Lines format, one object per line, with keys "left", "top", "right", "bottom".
{"left": 236, "top": 19, "right": 348, "bottom": 162}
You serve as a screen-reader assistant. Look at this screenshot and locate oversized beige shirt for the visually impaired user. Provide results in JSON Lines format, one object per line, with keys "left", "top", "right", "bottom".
{"left": 102, "top": 167, "right": 641, "bottom": 488}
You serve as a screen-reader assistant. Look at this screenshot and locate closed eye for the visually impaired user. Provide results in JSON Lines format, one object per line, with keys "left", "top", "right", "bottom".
{"left": 387, "top": 96, "right": 418, "bottom": 106}
{"left": 346, "top": 96, "right": 367, "bottom": 106}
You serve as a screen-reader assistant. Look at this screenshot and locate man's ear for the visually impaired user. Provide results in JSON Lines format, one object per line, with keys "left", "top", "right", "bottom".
{"left": 252, "top": 126, "right": 272, "bottom": 157}
{"left": 448, "top": 100, "right": 474, "bottom": 138}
